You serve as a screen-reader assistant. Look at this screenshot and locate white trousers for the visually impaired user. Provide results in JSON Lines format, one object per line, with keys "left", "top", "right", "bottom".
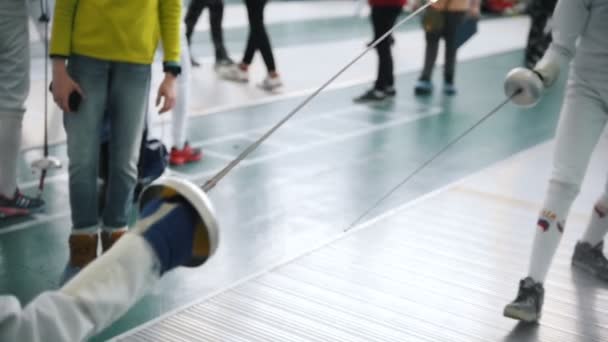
{"left": 528, "top": 68, "right": 608, "bottom": 282}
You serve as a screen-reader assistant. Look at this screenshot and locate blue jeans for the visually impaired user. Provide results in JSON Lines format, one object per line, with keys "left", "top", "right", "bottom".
{"left": 64, "top": 54, "right": 150, "bottom": 230}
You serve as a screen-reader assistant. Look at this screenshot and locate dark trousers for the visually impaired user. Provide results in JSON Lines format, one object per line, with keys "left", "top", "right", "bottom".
{"left": 371, "top": 6, "right": 402, "bottom": 90}
{"left": 242, "top": 0, "right": 276, "bottom": 73}
{"left": 524, "top": 0, "right": 557, "bottom": 68}
{"left": 184, "top": 0, "right": 229, "bottom": 61}
{"left": 420, "top": 11, "right": 465, "bottom": 84}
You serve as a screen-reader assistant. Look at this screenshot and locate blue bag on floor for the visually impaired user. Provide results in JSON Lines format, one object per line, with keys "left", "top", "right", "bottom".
{"left": 133, "top": 137, "right": 168, "bottom": 201}
{"left": 138, "top": 139, "right": 169, "bottom": 186}
{"left": 456, "top": 17, "right": 478, "bottom": 49}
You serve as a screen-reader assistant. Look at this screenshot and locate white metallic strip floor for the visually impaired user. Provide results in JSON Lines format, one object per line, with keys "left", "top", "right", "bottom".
{"left": 117, "top": 136, "right": 608, "bottom": 341}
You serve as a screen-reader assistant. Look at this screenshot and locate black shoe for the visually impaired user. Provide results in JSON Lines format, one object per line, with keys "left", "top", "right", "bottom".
{"left": 572, "top": 241, "right": 608, "bottom": 281}
{"left": 191, "top": 56, "right": 201, "bottom": 68}
{"left": 0, "top": 189, "right": 45, "bottom": 218}
{"left": 215, "top": 47, "right": 232, "bottom": 64}
{"left": 414, "top": 80, "right": 433, "bottom": 96}
{"left": 353, "top": 89, "right": 388, "bottom": 103}
{"left": 214, "top": 58, "right": 235, "bottom": 73}
{"left": 503, "top": 277, "right": 544, "bottom": 322}
{"left": 384, "top": 86, "right": 397, "bottom": 97}
{"left": 443, "top": 82, "right": 457, "bottom": 96}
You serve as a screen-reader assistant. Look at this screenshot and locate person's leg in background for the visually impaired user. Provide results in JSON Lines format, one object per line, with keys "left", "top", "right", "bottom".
{"left": 222, "top": 0, "right": 258, "bottom": 83}
{"left": 169, "top": 33, "right": 202, "bottom": 166}
{"left": 184, "top": 0, "right": 208, "bottom": 67}
{"left": 442, "top": 11, "right": 465, "bottom": 95}
{"left": 208, "top": 0, "right": 233, "bottom": 66}
{"left": 248, "top": 0, "right": 281, "bottom": 91}
{"left": 415, "top": 12, "right": 442, "bottom": 95}
{"left": 504, "top": 71, "right": 608, "bottom": 322}
{"left": 523, "top": 0, "right": 557, "bottom": 69}
{"left": 61, "top": 55, "right": 111, "bottom": 282}
{"left": 101, "top": 61, "right": 151, "bottom": 252}
{"left": 240, "top": 0, "right": 258, "bottom": 72}
{"left": 225, "top": 0, "right": 281, "bottom": 90}
{"left": 354, "top": 5, "right": 401, "bottom": 103}
{"left": 376, "top": 7, "right": 401, "bottom": 95}
{"left": 0, "top": 4, "right": 45, "bottom": 218}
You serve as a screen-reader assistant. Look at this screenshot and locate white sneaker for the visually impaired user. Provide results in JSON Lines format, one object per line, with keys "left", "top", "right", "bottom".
{"left": 258, "top": 75, "right": 283, "bottom": 92}
{"left": 219, "top": 65, "right": 249, "bottom": 83}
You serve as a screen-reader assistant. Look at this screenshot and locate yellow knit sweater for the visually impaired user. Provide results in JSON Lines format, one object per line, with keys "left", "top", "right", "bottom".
{"left": 50, "top": 0, "right": 181, "bottom": 64}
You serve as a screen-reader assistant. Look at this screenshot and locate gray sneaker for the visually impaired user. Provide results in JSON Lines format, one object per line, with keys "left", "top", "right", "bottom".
{"left": 572, "top": 241, "right": 608, "bottom": 280}
{"left": 503, "top": 277, "right": 544, "bottom": 322}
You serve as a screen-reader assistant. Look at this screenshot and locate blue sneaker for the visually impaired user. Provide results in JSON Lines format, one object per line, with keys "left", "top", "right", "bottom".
{"left": 414, "top": 80, "right": 433, "bottom": 96}
{"left": 444, "top": 82, "right": 458, "bottom": 96}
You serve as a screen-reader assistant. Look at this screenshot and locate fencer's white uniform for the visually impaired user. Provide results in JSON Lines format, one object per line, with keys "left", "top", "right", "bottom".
{"left": 537, "top": 0, "right": 608, "bottom": 191}
{"left": 0, "top": 234, "right": 161, "bottom": 342}
{"left": 0, "top": 0, "right": 54, "bottom": 197}
{"left": 524, "top": 0, "right": 608, "bottom": 282}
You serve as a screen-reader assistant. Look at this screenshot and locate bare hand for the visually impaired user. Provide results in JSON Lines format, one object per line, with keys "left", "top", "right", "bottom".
{"left": 52, "top": 59, "right": 84, "bottom": 113}
{"left": 156, "top": 74, "right": 177, "bottom": 114}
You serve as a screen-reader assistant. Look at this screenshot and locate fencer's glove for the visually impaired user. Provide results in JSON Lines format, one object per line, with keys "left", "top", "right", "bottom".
{"left": 504, "top": 67, "right": 545, "bottom": 107}
{"left": 533, "top": 48, "right": 563, "bottom": 89}
{"left": 505, "top": 46, "right": 564, "bottom": 107}
{"left": 136, "top": 198, "right": 199, "bottom": 275}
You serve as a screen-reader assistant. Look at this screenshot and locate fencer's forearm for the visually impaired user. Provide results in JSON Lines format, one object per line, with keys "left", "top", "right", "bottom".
{"left": 534, "top": 0, "right": 591, "bottom": 87}
{"left": 0, "top": 291, "right": 100, "bottom": 342}
{"left": 0, "top": 235, "right": 160, "bottom": 342}
{"left": 61, "top": 234, "right": 161, "bottom": 338}
{"left": 547, "top": 0, "right": 591, "bottom": 59}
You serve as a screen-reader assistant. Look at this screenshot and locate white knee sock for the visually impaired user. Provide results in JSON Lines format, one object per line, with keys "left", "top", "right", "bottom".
{"left": 581, "top": 193, "right": 608, "bottom": 247}
{"left": 72, "top": 225, "right": 99, "bottom": 235}
{"left": 102, "top": 225, "right": 128, "bottom": 233}
{"left": 0, "top": 114, "right": 23, "bottom": 197}
{"left": 527, "top": 180, "right": 579, "bottom": 283}
{"left": 171, "top": 35, "right": 191, "bottom": 149}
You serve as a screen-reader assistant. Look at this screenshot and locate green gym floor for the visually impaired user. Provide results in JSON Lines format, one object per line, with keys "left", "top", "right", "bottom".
{"left": 3, "top": 3, "right": 607, "bottom": 341}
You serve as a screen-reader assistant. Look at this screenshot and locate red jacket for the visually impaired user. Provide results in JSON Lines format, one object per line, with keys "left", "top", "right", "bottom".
{"left": 368, "top": 0, "right": 406, "bottom": 6}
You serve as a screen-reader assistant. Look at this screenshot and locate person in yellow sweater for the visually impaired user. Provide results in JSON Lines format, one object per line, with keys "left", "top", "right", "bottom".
{"left": 49, "top": 0, "right": 182, "bottom": 282}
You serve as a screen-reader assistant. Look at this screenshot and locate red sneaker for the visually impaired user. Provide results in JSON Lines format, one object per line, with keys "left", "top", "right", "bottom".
{"left": 170, "top": 142, "right": 202, "bottom": 166}
{"left": 169, "top": 148, "right": 186, "bottom": 166}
